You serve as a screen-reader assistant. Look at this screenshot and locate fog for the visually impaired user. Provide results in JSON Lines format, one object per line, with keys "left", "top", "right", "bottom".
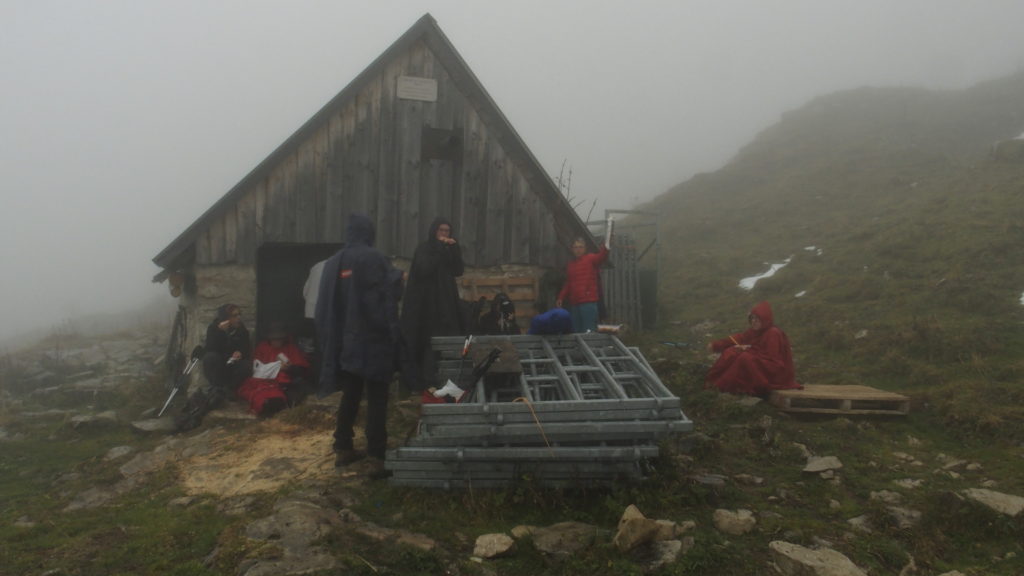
{"left": 2, "top": 0, "right": 1023, "bottom": 344}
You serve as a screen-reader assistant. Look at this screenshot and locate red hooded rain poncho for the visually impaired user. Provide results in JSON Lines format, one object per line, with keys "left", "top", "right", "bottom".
{"left": 706, "top": 301, "right": 800, "bottom": 396}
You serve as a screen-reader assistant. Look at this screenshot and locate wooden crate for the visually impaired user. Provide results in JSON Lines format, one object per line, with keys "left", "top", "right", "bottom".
{"left": 460, "top": 275, "right": 539, "bottom": 328}
{"left": 769, "top": 384, "right": 909, "bottom": 416}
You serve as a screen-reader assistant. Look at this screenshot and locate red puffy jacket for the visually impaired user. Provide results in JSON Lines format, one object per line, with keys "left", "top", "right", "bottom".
{"left": 558, "top": 246, "right": 609, "bottom": 306}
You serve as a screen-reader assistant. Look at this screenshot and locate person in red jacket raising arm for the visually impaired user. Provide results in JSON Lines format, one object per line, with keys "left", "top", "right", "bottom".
{"left": 556, "top": 237, "right": 609, "bottom": 333}
{"left": 706, "top": 301, "right": 802, "bottom": 397}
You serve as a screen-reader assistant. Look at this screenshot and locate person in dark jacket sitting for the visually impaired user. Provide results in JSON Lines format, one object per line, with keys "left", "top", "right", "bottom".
{"left": 478, "top": 292, "right": 521, "bottom": 335}
{"left": 202, "top": 303, "right": 252, "bottom": 399}
{"left": 316, "top": 213, "right": 401, "bottom": 475}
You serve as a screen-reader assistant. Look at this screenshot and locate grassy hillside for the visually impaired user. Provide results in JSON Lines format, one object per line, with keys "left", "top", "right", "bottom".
{"left": 642, "top": 70, "right": 1024, "bottom": 440}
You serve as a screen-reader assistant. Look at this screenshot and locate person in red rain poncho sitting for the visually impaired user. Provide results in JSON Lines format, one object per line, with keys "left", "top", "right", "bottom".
{"left": 705, "top": 301, "right": 802, "bottom": 397}
{"left": 237, "top": 322, "right": 311, "bottom": 416}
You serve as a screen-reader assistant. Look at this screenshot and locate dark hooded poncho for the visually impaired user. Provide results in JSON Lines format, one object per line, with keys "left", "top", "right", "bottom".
{"left": 399, "top": 217, "right": 466, "bottom": 389}
{"left": 315, "top": 213, "right": 400, "bottom": 395}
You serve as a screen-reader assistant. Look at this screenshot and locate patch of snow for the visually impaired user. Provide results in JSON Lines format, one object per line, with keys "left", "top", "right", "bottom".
{"left": 804, "top": 246, "right": 823, "bottom": 256}
{"left": 794, "top": 291, "right": 806, "bottom": 298}
{"left": 739, "top": 256, "right": 792, "bottom": 291}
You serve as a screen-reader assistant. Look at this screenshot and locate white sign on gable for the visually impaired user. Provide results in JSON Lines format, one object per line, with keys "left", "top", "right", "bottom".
{"left": 397, "top": 76, "right": 438, "bottom": 102}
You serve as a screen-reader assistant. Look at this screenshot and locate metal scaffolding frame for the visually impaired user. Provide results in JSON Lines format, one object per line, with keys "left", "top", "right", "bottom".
{"left": 386, "top": 334, "right": 692, "bottom": 488}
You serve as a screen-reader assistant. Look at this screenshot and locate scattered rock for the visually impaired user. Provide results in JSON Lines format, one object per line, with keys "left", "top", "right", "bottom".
{"left": 634, "top": 537, "right": 693, "bottom": 572}
{"left": 804, "top": 456, "right": 843, "bottom": 473}
{"left": 528, "top": 521, "right": 600, "bottom": 557}
{"left": 847, "top": 515, "right": 872, "bottom": 533}
{"left": 961, "top": 488, "right": 1024, "bottom": 517}
{"left": 69, "top": 410, "right": 119, "bottom": 429}
{"left": 869, "top": 490, "right": 903, "bottom": 505}
{"left": 104, "top": 445, "right": 135, "bottom": 461}
{"left": 769, "top": 540, "right": 868, "bottom": 576}
{"left": 613, "top": 505, "right": 663, "bottom": 551}
{"left": 130, "top": 417, "right": 178, "bottom": 434}
{"left": 712, "top": 509, "right": 756, "bottom": 535}
{"left": 14, "top": 516, "right": 37, "bottom": 528}
{"left": 473, "top": 533, "right": 515, "bottom": 559}
{"left": 338, "top": 507, "right": 436, "bottom": 551}
{"left": 887, "top": 506, "right": 921, "bottom": 529}
{"left": 893, "top": 478, "right": 923, "bottom": 489}
{"left": 734, "top": 473, "right": 764, "bottom": 486}
{"left": 689, "top": 473, "right": 727, "bottom": 487}
{"left": 792, "top": 442, "right": 813, "bottom": 459}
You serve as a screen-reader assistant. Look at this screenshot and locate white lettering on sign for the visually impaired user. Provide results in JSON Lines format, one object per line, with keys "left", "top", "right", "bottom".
{"left": 397, "top": 76, "right": 438, "bottom": 102}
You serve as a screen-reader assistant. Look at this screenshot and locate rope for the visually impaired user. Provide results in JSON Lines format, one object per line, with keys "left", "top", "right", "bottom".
{"left": 513, "top": 396, "right": 554, "bottom": 457}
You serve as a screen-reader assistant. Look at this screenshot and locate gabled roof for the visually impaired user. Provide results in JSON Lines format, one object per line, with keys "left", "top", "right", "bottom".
{"left": 153, "top": 13, "right": 592, "bottom": 276}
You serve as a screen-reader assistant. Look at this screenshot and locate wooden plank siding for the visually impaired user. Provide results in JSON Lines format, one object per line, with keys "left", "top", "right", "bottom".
{"left": 177, "top": 38, "right": 574, "bottom": 271}
{"left": 375, "top": 62, "right": 399, "bottom": 254}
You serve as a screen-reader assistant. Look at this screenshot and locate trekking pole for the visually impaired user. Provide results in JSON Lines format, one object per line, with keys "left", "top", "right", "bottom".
{"left": 158, "top": 345, "right": 204, "bottom": 417}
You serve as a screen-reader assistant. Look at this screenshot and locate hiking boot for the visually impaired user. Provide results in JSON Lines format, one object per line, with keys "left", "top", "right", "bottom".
{"left": 334, "top": 449, "right": 366, "bottom": 468}
{"left": 366, "top": 457, "right": 392, "bottom": 480}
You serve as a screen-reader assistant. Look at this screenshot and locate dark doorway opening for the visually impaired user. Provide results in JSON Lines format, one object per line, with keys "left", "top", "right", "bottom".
{"left": 256, "top": 243, "right": 342, "bottom": 341}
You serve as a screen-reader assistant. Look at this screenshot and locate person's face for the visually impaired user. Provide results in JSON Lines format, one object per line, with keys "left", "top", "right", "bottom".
{"left": 748, "top": 314, "right": 762, "bottom": 330}
{"left": 435, "top": 224, "right": 452, "bottom": 241}
{"left": 228, "top": 308, "right": 242, "bottom": 328}
{"left": 571, "top": 241, "right": 586, "bottom": 258}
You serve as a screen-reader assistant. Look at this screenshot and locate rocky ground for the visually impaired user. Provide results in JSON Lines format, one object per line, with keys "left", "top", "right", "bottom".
{"left": 2, "top": 329, "right": 1023, "bottom": 575}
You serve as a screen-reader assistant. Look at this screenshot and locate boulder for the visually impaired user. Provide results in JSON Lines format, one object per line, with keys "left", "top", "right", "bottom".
{"left": 804, "top": 456, "right": 843, "bottom": 474}
{"left": 613, "top": 505, "right": 662, "bottom": 551}
{"left": 473, "top": 533, "right": 515, "bottom": 559}
{"left": 712, "top": 509, "right": 756, "bottom": 535}
{"left": 769, "top": 541, "right": 867, "bottom": 576}
{"left": 962, "top": 488, "right": 1024, "bottom": 517}
{"left": 529, "top": 521, "right": 600, "bottom": 557}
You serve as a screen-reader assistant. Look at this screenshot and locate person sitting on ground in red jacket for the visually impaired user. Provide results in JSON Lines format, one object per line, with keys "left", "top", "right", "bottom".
{"left": 706, "top": 301, "right": 802, "bottom": 397}
{"left": 556, "top": 236, "right": 609, "bottom": 333}
{"left": 237, "top": 322, "right": 311, "bottom": 416}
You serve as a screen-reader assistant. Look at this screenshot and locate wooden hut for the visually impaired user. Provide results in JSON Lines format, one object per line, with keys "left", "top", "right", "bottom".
{"left": 152, "top": 14, "right": 593, "bottom": 358}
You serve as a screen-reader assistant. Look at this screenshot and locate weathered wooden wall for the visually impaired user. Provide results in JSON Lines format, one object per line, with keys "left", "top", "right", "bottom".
{"left": 194, "top": 40, "right": 561, "bottom": 269}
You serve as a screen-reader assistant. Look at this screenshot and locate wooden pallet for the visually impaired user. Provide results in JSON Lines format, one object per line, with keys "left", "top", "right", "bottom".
{"left": 769, "top": 384, "right": 909, "bottom": 415}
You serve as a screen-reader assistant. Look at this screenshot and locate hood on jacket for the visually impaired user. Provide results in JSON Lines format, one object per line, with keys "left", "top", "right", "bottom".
{"left": 749, "top": 301, "right": 774, "bottom": 330}
{"left": 427, "top": 217, "right": 453, "bottom": 241}
{"left": 491, "top": 292, "right": 515, "bottom": 316}
{"left": 346, "top": 213, "right": 376, "bottom": 247}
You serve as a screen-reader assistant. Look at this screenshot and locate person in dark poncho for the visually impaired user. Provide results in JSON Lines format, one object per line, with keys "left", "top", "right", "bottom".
{"left": 202, "top": 303, "right": 252, "bottom": 397}
{"left": 706, "top": 301, "right": 801, "bottom": 397}
{"left": 316, "top": 213, "right": 401, "bottom": 475}
{"left": 400, "top": 217, "right": 465, "bottom": 391}
{"left": 478, "top": 292, "right": 521, "bottom": 335}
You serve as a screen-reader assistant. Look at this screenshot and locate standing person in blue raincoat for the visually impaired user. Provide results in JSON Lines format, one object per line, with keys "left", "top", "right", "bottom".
{"left": 316, "top": 213, "right": 402, "bottom": 475}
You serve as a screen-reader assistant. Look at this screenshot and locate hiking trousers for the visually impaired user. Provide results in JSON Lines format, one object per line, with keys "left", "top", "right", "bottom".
{"left": 333, "top": 371, "right": 389, "bottom": 459}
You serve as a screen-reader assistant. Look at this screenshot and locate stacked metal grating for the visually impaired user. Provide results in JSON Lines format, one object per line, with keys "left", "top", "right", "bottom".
{"left": 386, "top": 333, "right": 692, "bottom": 488}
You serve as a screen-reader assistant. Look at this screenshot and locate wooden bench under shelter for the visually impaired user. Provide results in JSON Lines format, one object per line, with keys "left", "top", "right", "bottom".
{"left": 769, "top": 384, "right": 910, "bottom": 416}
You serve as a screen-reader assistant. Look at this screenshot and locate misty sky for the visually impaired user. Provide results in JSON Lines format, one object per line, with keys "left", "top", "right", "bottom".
{"left": 2, "top": 0, "right": 1023, "bottom": 342}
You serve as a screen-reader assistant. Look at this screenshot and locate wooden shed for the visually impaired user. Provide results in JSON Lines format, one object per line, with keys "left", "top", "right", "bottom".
{"left": 152, "top": 14, "right": 593, "bottom": 357}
